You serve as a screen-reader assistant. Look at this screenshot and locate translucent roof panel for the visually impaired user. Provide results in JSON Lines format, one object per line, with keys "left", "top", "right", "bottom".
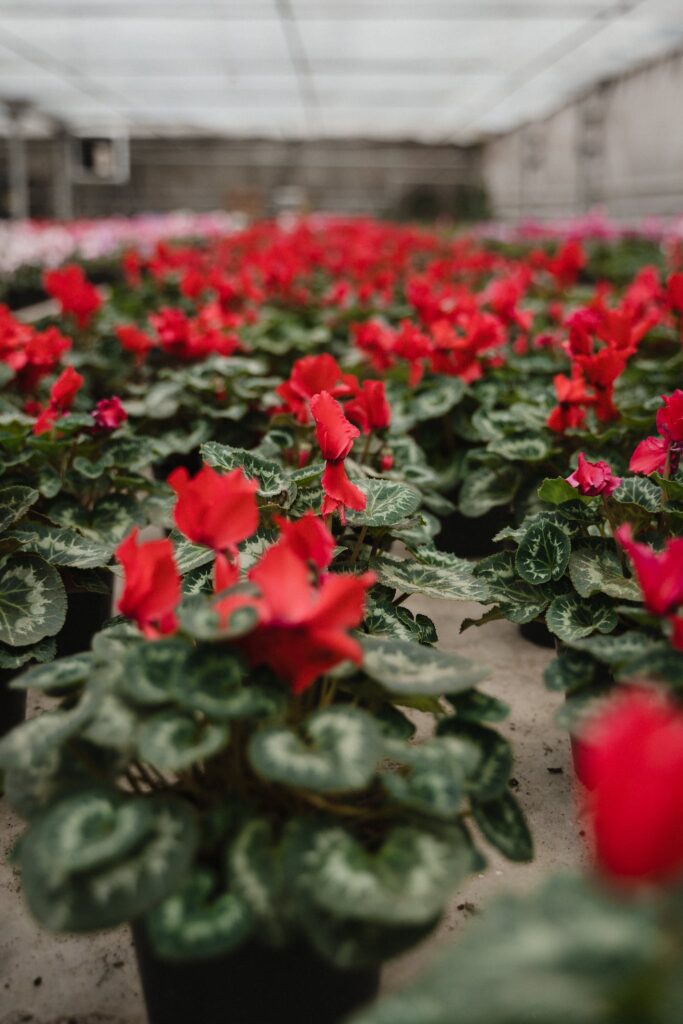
{"left": 0, "top": 0, "right": 680, "bottom": 140}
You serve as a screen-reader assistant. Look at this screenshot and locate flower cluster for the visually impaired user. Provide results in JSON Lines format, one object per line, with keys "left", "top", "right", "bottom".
{"left": 116, "top": 463, "right": 374, "bottom": 692}
{"left": 630, "top": 389, "right": 683, "bottom": 476}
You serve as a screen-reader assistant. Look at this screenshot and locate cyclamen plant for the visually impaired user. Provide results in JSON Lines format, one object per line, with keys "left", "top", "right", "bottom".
{"left": 354, "top": 688, "right": 683, "bottom": 1024}
{"left": 0, "top": 361, "right": 158, "bottom": 674}
{"left": 0, "top": 460, "right": 531, "bottom": 969}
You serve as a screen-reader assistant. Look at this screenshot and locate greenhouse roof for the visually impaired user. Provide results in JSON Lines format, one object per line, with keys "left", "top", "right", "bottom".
{"left": 0, "top": 0, "right": 681, "bottom": 142}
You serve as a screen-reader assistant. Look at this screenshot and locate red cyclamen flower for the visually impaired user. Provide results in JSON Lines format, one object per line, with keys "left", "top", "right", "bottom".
{"left": 33, "top": 365, "right": 84, "bottom": 435}
{"left": 168, "top": 464, "right": 259, "bottom": 554}
{"left": 218, "top": 538, "right": 373, "bottom": 693}
{"left": 578, "top": 689, "right": 683, "bottom": 883}
{"left": 275, "top": 511, "right": 335, "bottom": 570}
{"left": 344, "top": 380, "right": 391, "bottom": 434}
{"left": 92, "top": 396, "right": 127, "bottom": 431}
{"left": 43, "top": 265, "right": 101, "bottom": 329}
{"left": 630, "top": 389, "right": 683, "bottom": 476}
{"left": 566, "top": 452, "right": 622, "bottom": 497}
{"left": 309, "top": 390, "right": 366, "bottom": 522}
{"left": 116, "top": 528, "right": 180, "bottom": 638}
{"left": 616, "top": 525, "right": 683, "bottom": 620}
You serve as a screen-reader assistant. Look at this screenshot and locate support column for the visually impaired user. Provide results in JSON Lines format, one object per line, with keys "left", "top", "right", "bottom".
{"left": 5, "top": 101, "right": 30, "bottom": 220}
{"left": 52, "top": 125, "right": 73, "bottom": 221}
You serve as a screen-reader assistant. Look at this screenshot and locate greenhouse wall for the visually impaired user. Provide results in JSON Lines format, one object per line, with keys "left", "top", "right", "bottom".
{"left": 482, "top": 46, "right": 683, "bottom": 220}
{"left": 0, "top": 138, "right": 481, "bottom": 221}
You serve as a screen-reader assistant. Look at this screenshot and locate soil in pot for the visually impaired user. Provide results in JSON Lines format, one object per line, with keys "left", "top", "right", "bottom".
{"left": 0, "top": 669, "right": 27, "bottom": 738}
{"left": 518, "top": 620, "right": 556, "bottom": 648}
{"left": 132, "top": 925, "right": 380, "bottom": 1024}
{"left": 57, "top": 580, "right": 114, "bottom": 658}
{"left": 435, "top": 504, "right": 510, "bottom": 559}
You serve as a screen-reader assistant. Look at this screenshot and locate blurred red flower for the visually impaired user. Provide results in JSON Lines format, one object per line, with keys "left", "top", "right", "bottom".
{"left": 566, "top": 452, "right": 621, "bottom": 497}
{"left": 92, "top": 396, "right": 127, "bottom": 431}
{"left": 43, "top": 265, "right": 101, "bottom": 329}
{"left": 579, "top": 689, "right": 683, "bottom": 883}
{"left": 116, "top": 528, "right": 180, "bottom": 638}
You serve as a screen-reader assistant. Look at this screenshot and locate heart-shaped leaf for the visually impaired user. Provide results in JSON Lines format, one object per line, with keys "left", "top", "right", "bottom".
{"left": 0, "top": 485, "right": 39, "bottom": 531}
{"left": 546, "top": 593, "right": 618, "bottom": 643}
{"left": 381, "top": 736, "right": 475, "bottom": 819}
{"left": 471, "top": 792, "right": 533, "bottom": 862}
{"left": 11, "top": 652, "right": 93, "bottom": 693}
{"left": 146, "top": 868, "right": 253, "bottom": 961}
{"left": 360, "top": 635, "right": 488, "bottom": 696}
{"left": 284, "top": 821, "right": 473, "bottom": 926}
{"left": 515, "top": 520, "right": 571, "bottom": 585}
{"left": 138, "top": 711, "right": 229, "bottom": 772}
{"left": 249, "top": 707, "right": 380, "bottom": 793}
{"left": 20, "top": 790, "right": 197, "bottom": 931}
{"left": 0, "top": 553, "right": 67, "bottom": 646}
{"left": 458, "top": 466, "right": 518, "bottom": 518}
{"left": 6, "top": 523, "right": 112, "bottom": 569}
{"left": 201, "top": 442, "right": 289, "bottom": 498}
{"left": 569, "top": 541, "right": 640, "bottom": 601}
{"left": 370, "top": 553, "right": 487, "bottom": 602}
{"left": 346, "top": 480, "right": 421, "bottom": 528}
{"left": 437, "top": 719, "right": 512, "bottom": 801}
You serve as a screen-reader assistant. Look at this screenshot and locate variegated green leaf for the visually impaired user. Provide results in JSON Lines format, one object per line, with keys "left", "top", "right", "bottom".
{"left": 487, "top": 433, "right": 551, "bottom": 462}
{"left": 177, "top": 592, "right": 259, "bottom": 642}
{"left": 0, "top": 553, "right": 67, "bottom": 646}
{"left": 569, "top": 542, "right": 640, "bottom": 601}
{"left": 437, "top": 719, "right": 512, "bottom": 801}
{"left": 138, "top": 711, "right": 229, "bottom": 772}
{"left": 568, "top": 630, "right": 665, "bottom": 666}
{"left": 370, "top": 553, "right": 487, "bottom": 602}
{"left": 11, "top": 652, "right": 92, "bottom": 693}
{"left": 515, "top": 520, "right": 571, "bottom": 585}
{"left": 360, "top": 635, "right": 488, "bottom": 696}
{"left": 474, "top": 552, "right": 553, "bottom": 624}
{"left": 6, "top": 523, "right": 112, "bottom": 568}
{"left": 201, "top": 442, "right": 289, "bottom": 498}
{"left": 146, "top": 869, "right": 253, "bottom": 961}
{"left": 412, "top": 378, "right": 466, "bottom": 420}
{"left": 471, "top": 792, "right": 533, "bottom": 862}
{"left": 381, "top": 736, "right": 477, "bottom": 819}
{"left": 0, "top": 635, "right": 56, "bottom": 669}
{"left": 284, "top": 820, "right": 473, "bottom": 926}
{"left": 20, "top": 790, "right": 197, "bottom": 931}
{"left": 119, "top": 638, "right": 188, "bottom": 706}
{"left": 177, "top": 649, "right": 283, "bottom": 721}
{"left": 0, "top": 485, "right": 39, "bottom": 531}
{"left": 46, "top": 495, "right": 147, "bottom": 545}
{"left": 248, "top": 707, "right": 381, "bottom": 793}
{"left": 170, "top": 531, "right": 214, "bottom": 574}
{"left": 458, "top": 466, "right": 518, "bottom": 518}
{"left": 228, "top": 819, "right": 286, "bottom": 944}
{"left": 612, "top": 476, "right": 662, "bottom": 513}
{"left": 346, "top": 479, "right": 421, "bottom": 528}
{"left": 546, "top": 593, "right": 618, "bottom": 643}
{"left": 544, "top": 650, "right": 597, "bottom": 692}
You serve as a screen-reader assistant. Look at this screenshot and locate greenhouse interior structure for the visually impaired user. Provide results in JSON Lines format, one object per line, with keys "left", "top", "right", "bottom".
{"left": 2, "top": 2, "right": 683, "bottom": 1022}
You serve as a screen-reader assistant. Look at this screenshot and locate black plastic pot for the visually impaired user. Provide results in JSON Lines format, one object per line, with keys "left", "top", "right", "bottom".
{"left": 518, "top": 620, "right": 556, "bottom": 648}
{"left": 57, "top": 582, "right": 114, "bottom": 658}
{"left": 152, "top": 448, "right": 203, "bottom": 483}
{"left": 132, "top": 925, "right": 380, "bottom": 1024}
{"left": 0, "top": 669, "right": 27, "bottom": 738}
{"left": 436, "top": 504, "right": 510, "bottom": 559}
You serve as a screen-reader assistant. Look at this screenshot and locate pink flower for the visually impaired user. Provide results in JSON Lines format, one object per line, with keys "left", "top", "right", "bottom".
{"left": 566, "top": 452, "right": 622, "bottom": 497}
{"left": 92, "top": 396, "right": 127, "bottom": 430}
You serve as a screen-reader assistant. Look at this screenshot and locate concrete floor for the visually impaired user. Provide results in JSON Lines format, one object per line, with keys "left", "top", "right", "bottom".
{"left": 0, "top": 598, "right": 586, "bottom": 1023}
